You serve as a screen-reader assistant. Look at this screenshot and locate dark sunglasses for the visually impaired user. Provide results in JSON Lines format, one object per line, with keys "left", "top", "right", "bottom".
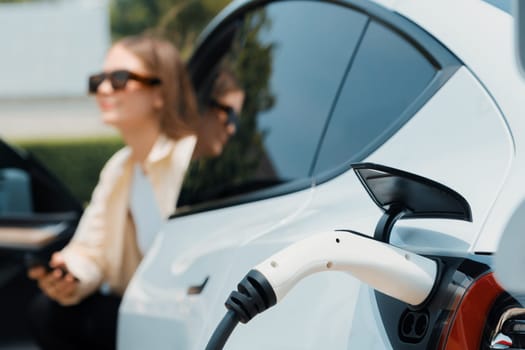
{"left": 209, "top": 99, "right": 240, "bottom": 129}
{"left": 88, "top": 70, "right": 162, "bottom": 94}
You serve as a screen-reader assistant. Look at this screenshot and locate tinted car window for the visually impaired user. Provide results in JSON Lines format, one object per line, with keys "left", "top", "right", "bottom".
{"left": 313, "top": 21, "right": 437, "bottom": 175}
{"left": 179, "top": 2, "right": 368, "bottom": 207}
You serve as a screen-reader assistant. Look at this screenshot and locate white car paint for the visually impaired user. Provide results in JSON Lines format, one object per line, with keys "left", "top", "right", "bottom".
{"left": 390, "top": 0, "right": 525, "bottom": 252}
{"left": 118, "top": 1, "right": 525, "bottom": 349}
{"left": 368, "top": 67, "right": 512, "bottom": 252}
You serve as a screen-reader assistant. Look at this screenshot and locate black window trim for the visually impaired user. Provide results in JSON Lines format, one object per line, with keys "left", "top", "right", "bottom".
{"left": 310, "top": 0, "right": 463, "bottom": 184}
{"left": 172, "top": 177, "right": 313, "bottom": 218}
{"left": 182, "top": 0, "right": 463, "bottom": 216}
{"left": 307, "top": 16, "right": 371, "bottom": 176}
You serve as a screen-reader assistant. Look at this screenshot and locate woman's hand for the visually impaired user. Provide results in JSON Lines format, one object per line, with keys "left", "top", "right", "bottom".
{"left": 27, "top": 252, "right": 79, "bottom": 304}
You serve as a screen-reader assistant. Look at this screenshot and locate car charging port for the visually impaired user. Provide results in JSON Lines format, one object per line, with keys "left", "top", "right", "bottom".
{"left": 399, "top": 309, "right": 429, "bottom": 343}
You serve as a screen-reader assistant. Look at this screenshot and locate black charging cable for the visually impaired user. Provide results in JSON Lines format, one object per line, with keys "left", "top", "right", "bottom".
{"left": 205, "top": 270, "right": 276, "bottom": 350}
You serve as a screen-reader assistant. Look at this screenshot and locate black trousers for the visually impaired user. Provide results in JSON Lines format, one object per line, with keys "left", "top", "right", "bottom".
{"left": 28, "top": 292, "right": 121, "bottom": 350}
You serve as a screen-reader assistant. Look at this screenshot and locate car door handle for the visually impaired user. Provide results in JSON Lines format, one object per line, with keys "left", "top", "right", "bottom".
{"left": 187, "top": 276, "right": 210, "bottom": 295}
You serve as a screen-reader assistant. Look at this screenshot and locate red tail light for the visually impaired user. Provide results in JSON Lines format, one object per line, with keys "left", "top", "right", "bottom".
{"left": 440, "top": 272, "right": 504, "bottom": 349}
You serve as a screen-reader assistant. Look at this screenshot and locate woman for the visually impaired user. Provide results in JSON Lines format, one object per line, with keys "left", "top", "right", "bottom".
{"left": 192, "top": 66, "right": 245, "bottom": 159}
{"left": 27, "top": 35, "right": 199, "bottom": 350}
{"left": 177, "top": 66, "right": 245, "bottom": 207}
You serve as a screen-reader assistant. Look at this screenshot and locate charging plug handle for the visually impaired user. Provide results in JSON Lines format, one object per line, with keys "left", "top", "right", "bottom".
{"left": 206, "top": 270, "right": 276, "bottom": 350}
{"left": 225, "top": 269, "right": 277, "bottom": 324}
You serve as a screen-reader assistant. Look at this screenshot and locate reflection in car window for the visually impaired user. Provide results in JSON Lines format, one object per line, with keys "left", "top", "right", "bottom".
{"left": 313, "top": 21, "right": 437, "bottom": 175}
{"left": 179, "top": 2, "right": 368, "bottom": 207}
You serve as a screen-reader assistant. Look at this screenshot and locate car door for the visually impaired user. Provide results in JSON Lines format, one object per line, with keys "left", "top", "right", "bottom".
{"left": 118, "top": 1, "right": 370, "bottom": 349}
{"left": 0, "top": 139, "right": 82, "bottom": 343}
{"left": 189, "top": 6, "right": 470, "bottom": 350}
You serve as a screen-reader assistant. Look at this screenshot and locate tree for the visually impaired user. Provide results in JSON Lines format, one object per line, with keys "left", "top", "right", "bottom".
{"left": 110, "top": 0, "right": 231, "bottom": 58}
{"left": 179, "top": 9, "right": 277, "bottom": 205}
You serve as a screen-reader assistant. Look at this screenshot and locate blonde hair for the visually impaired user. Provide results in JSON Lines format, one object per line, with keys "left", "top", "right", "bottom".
{"left": 116, "top": 35, "right": 198, "bottom": 139}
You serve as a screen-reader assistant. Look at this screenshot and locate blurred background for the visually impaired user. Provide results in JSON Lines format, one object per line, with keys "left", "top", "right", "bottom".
{"left": 0, "top": 0, "right": 231, "bottom": 205}
{"left": 0, "top": 1, "right": 230, "bottom": 348}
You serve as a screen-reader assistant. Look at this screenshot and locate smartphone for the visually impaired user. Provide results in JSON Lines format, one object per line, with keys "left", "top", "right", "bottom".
{"left": 24, "top": 253, "right": 79, "bottom": 281}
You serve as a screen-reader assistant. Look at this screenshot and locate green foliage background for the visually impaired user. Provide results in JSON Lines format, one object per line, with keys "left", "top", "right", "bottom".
{"left": 179, "top": 10, "right": 276, "bottom": 205}
{"left": 111, "top": 0, "right": 232, "bottom": 58}
{"left": 6, "top": 1, "right": 232, "bottom": 204}
{"left": 15, "top": 137, "right": 124, "bottom": 205}
{"left": 4, "top": 0, "right": 276, "bottom": 207}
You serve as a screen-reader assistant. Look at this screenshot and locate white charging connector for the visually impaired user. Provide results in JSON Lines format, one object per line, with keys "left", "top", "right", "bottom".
{"left": 206, "top": 230, "right": 438, "bottom": 350}
{"left": 255, "top": 230, "right": 437, "bottom": 306}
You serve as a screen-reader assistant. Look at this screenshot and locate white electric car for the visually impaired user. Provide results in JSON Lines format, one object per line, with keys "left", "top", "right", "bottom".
{"left": 1, "top": 0, "right": 524, "bottom": 349}
{"left": 116, "top": 0, "right": 525, "bottom": 349}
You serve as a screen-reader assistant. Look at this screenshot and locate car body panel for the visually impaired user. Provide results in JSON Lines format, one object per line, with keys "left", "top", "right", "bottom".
{"left": 389, "top": 0, "right": 525, "bottom": 252}
{"left": 367, "top": 66, "right": 512, "bottom": 253}
{"left": 2, "top": 0, "right": 523, "bottom": 348}
{"left": 119, "top": 66, "right": 514, "bottom": 350}
{"left": 118, "top": 0, "right": 525, "bottom": 349}
{"left": 119, "top": 186, "right": 315, "bottom": 349}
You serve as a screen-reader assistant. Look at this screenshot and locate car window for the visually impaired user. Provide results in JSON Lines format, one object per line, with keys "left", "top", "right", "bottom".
{"left": 482, "top": 0, "right": 512, "bottom": 14}
{"left": 313, "top": 20, "right": 438, "bottom": 175}
{"left": 179, "top": 1, "right": 368, "bottom": 208}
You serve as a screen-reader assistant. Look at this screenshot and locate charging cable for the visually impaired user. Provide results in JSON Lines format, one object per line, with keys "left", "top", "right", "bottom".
{"left": 205, "top": 230, "right": 438, "bottom": 349}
